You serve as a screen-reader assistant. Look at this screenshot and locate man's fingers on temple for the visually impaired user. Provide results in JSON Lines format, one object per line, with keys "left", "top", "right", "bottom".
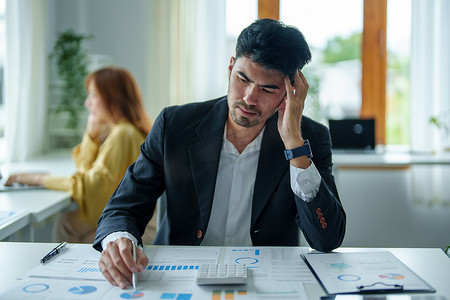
{"left": 297, "top": 70, "right": 309, "bottom": 90}
{"left": 285, "top": 77, "right": 294, "bottom": 97}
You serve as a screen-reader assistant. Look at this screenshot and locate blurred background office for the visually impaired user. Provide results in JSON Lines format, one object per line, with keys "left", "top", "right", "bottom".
{"left": 0, "top": 0, "right": 449, "bottom": 249}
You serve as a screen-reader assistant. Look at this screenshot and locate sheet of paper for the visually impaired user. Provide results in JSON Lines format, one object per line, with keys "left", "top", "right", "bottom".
{"left": 303, "top": 251, "right": 435, "bottom": 295}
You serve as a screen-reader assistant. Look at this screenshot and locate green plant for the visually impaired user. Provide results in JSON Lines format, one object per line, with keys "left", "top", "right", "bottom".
{"left": 50, "top": 29, "right": 92, "bottom": 128}
{"left": 430, "top": 113, "right": 449, "bottom": 137}
{"left": 430, "top": 111, "right": 450, "bottom": 150}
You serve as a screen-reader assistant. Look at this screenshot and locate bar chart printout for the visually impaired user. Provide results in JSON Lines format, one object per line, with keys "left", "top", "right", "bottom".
{"left": 211, "top": 289, "right": 247, "bottom": 300}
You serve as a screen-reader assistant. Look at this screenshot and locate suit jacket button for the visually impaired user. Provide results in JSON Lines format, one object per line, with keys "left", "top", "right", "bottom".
{"left": 317, "top": 212, "right": 323, "bottom": 219}
{"left": 197, "top": 230, "right": 203, "bottom": 239}
{"left": 320, "top": 217, "right": 326, "bottom": 224}
{"left": 316, "top": 208, "right": 321, "bottom": 214}
{"left": 322, "top": 222, "right": 327, "bottom": 229}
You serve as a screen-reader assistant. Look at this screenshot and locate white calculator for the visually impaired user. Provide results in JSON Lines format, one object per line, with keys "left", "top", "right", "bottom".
{"left": 196, "top": 263, "right": 248, "bottom": 285}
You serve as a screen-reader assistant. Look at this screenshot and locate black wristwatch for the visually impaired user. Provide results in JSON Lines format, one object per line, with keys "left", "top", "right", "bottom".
{"left": 284, "top": 139, "right": 313, "bottom": 160}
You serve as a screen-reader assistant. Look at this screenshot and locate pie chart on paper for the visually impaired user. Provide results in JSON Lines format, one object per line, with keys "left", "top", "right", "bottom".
{"left": 68, "top": 285, "right": 97, "bottom": 294}
{"left": 379, "top": 273, "right": 405, "bottom": 280}
{"left": 22, "top": 284, "right": 50, "bottom": 293}
{"left": 120, "top": 291, "right": 145, "bottom": 298}
{"left": 235, "top": 257, "right": 259, "bottom": 265}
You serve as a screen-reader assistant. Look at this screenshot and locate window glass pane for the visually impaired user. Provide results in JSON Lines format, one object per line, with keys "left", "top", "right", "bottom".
{"left": 280, "top": 0, "right": 363, "bottom": 124}
{"left": 226, "top": 0, "right": 257, "bottom": 37}
{"left": 0, "top": 0, "right": 5, "bottom": 161}
{"left": 386, "top": 0, "right": 411, "bottom": 146}
{"left": 225, "top": 0, "right": 258, "bottom": 58}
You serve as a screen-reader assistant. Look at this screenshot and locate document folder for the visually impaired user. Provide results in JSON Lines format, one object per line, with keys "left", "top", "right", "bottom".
{"left": 302, "top": 251, "right": 435, "bottom": 295}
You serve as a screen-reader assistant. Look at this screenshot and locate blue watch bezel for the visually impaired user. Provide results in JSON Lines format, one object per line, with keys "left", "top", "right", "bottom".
{"left": 284, "top": 139, "right": 313, "bottom": 160}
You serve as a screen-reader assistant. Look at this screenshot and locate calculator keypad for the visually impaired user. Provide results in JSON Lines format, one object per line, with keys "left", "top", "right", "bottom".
{"left": 196, "top": 264, "right": 247, "bottom": 285}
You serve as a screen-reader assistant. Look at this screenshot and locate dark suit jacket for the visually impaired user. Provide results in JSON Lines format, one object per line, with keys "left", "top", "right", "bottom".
{"left": 94, "top": 97, "right": 346, "bottom": 252}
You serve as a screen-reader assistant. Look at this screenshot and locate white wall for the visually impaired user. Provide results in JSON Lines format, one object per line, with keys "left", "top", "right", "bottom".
{"left": 46, "top": 0, "right": 159, "bottom": 118}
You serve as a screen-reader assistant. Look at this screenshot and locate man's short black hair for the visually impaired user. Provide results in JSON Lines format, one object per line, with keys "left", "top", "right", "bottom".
{"left": 236, "top": 18, "right": 312, "bottom": 79}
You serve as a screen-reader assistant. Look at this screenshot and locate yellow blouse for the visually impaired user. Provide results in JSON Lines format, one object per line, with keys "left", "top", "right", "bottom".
{"left": 44, "top": 122, "right": 146, "bottom": 226}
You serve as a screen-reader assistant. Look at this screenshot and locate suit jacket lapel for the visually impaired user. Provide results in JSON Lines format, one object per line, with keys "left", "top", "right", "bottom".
{"left": 187, "top": 98, "right": 228, "bottom": 227}
{"left": 252, "top": 114, "right": 288, "bottom": 227}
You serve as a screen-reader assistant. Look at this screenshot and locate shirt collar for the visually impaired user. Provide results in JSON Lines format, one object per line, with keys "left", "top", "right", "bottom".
{"left": 222, "top": 123, "right": 266, "bottom": 156}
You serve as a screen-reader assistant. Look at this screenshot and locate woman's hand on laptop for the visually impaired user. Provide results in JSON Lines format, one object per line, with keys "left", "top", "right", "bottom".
{"left": 5, "top": 173, "right": 49, "bottom": 186}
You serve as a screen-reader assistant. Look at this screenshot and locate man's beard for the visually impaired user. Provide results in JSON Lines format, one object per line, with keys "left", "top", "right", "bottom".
{"left": 230, "top": 101, "right": 261, "bottom": 128}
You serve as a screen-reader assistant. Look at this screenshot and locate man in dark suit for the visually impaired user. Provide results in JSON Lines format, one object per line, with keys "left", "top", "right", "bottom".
{"left": 94, "top": 19, "right": 346, "bottom": 289}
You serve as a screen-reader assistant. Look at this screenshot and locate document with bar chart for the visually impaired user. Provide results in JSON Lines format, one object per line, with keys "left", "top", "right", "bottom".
{"left": 2, "top": 244, "right": 313, "bottom": 299}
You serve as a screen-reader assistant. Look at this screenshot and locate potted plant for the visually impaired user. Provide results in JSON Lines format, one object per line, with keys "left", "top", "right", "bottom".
{"left": 50, "top": 29, "right": 92, "bottom": 129}
{"left": 429, "top": 111, "right": 450, "bottom": 152}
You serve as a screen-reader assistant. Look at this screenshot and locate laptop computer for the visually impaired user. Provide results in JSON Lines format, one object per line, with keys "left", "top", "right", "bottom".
{"left": 328, "top": 118, "right": 375, "bottom": 153}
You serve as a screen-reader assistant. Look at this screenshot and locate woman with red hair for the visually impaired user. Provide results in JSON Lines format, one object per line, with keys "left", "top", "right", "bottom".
{"left": 7, "top": 66, "right": 153, "bottom": 243}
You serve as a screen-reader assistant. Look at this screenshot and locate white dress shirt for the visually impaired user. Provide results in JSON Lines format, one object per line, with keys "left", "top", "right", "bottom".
{"left": 200, "top": 127, "right": 264, "bottom": 246}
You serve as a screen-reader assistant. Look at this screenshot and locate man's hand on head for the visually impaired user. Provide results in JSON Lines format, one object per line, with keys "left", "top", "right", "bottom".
{"left": 277, "top": 69, "right": 309, "bottom": 149}
{"left": 277, "top": 70, "right": 311, "bottom": 169}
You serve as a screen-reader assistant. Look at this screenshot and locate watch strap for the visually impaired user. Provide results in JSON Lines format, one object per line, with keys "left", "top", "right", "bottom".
{"left": 284, "top": 139, "right": 313, "bottom": 160}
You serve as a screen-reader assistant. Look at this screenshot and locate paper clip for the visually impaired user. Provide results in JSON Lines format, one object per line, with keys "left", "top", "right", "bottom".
{"left": 357, "top": 282, "right": 404, "bottom": 293}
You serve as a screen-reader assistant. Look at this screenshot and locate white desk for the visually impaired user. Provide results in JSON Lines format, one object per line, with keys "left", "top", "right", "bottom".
{"left": 331, "top": 151, "right": 450, "bottom": 250}
{"left": 0, "top": 190, "right": 71, "bottom": 241}
{"left": 333, "top": 151, "right": 450, "bottom": 168}
{"left": 0, "top": 190, "right": 71, "bottom": 223}
{"left": 0, "top": 211, "right": 30, "bottom": 240}
{"left": 0, "top": 243, "right": 449, "bottom": 298}
{"left": 0, "top": 151, "right": 74, "bottom": 241}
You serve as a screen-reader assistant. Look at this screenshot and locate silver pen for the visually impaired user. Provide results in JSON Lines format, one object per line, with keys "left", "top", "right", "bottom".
{"left": 132, "top": 241, "right": 137, "bottom": 290}
{"left": 40, "top": 241, "right": 68, "bottom": 263}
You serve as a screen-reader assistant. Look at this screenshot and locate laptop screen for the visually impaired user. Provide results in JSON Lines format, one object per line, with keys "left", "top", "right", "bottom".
{"left": 328, "top": 119, "right": 375, "bottom": 151}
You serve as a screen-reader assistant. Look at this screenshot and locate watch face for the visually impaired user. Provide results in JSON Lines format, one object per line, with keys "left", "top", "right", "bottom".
{"left": 304, "top": 139, "right": 313, "bottom": 158}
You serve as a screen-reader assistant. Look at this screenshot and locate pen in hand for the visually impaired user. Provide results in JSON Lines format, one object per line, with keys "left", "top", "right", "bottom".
{"left": 132, "top": 241, "right": 137, "bottom": 290}
{"left": 40, "top": 241, "right": 68, "bottom": 263}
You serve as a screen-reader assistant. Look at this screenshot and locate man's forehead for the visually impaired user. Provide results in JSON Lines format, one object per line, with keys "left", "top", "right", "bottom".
{"left": 234, "top": 57, "right": 285, "bottom": 80}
